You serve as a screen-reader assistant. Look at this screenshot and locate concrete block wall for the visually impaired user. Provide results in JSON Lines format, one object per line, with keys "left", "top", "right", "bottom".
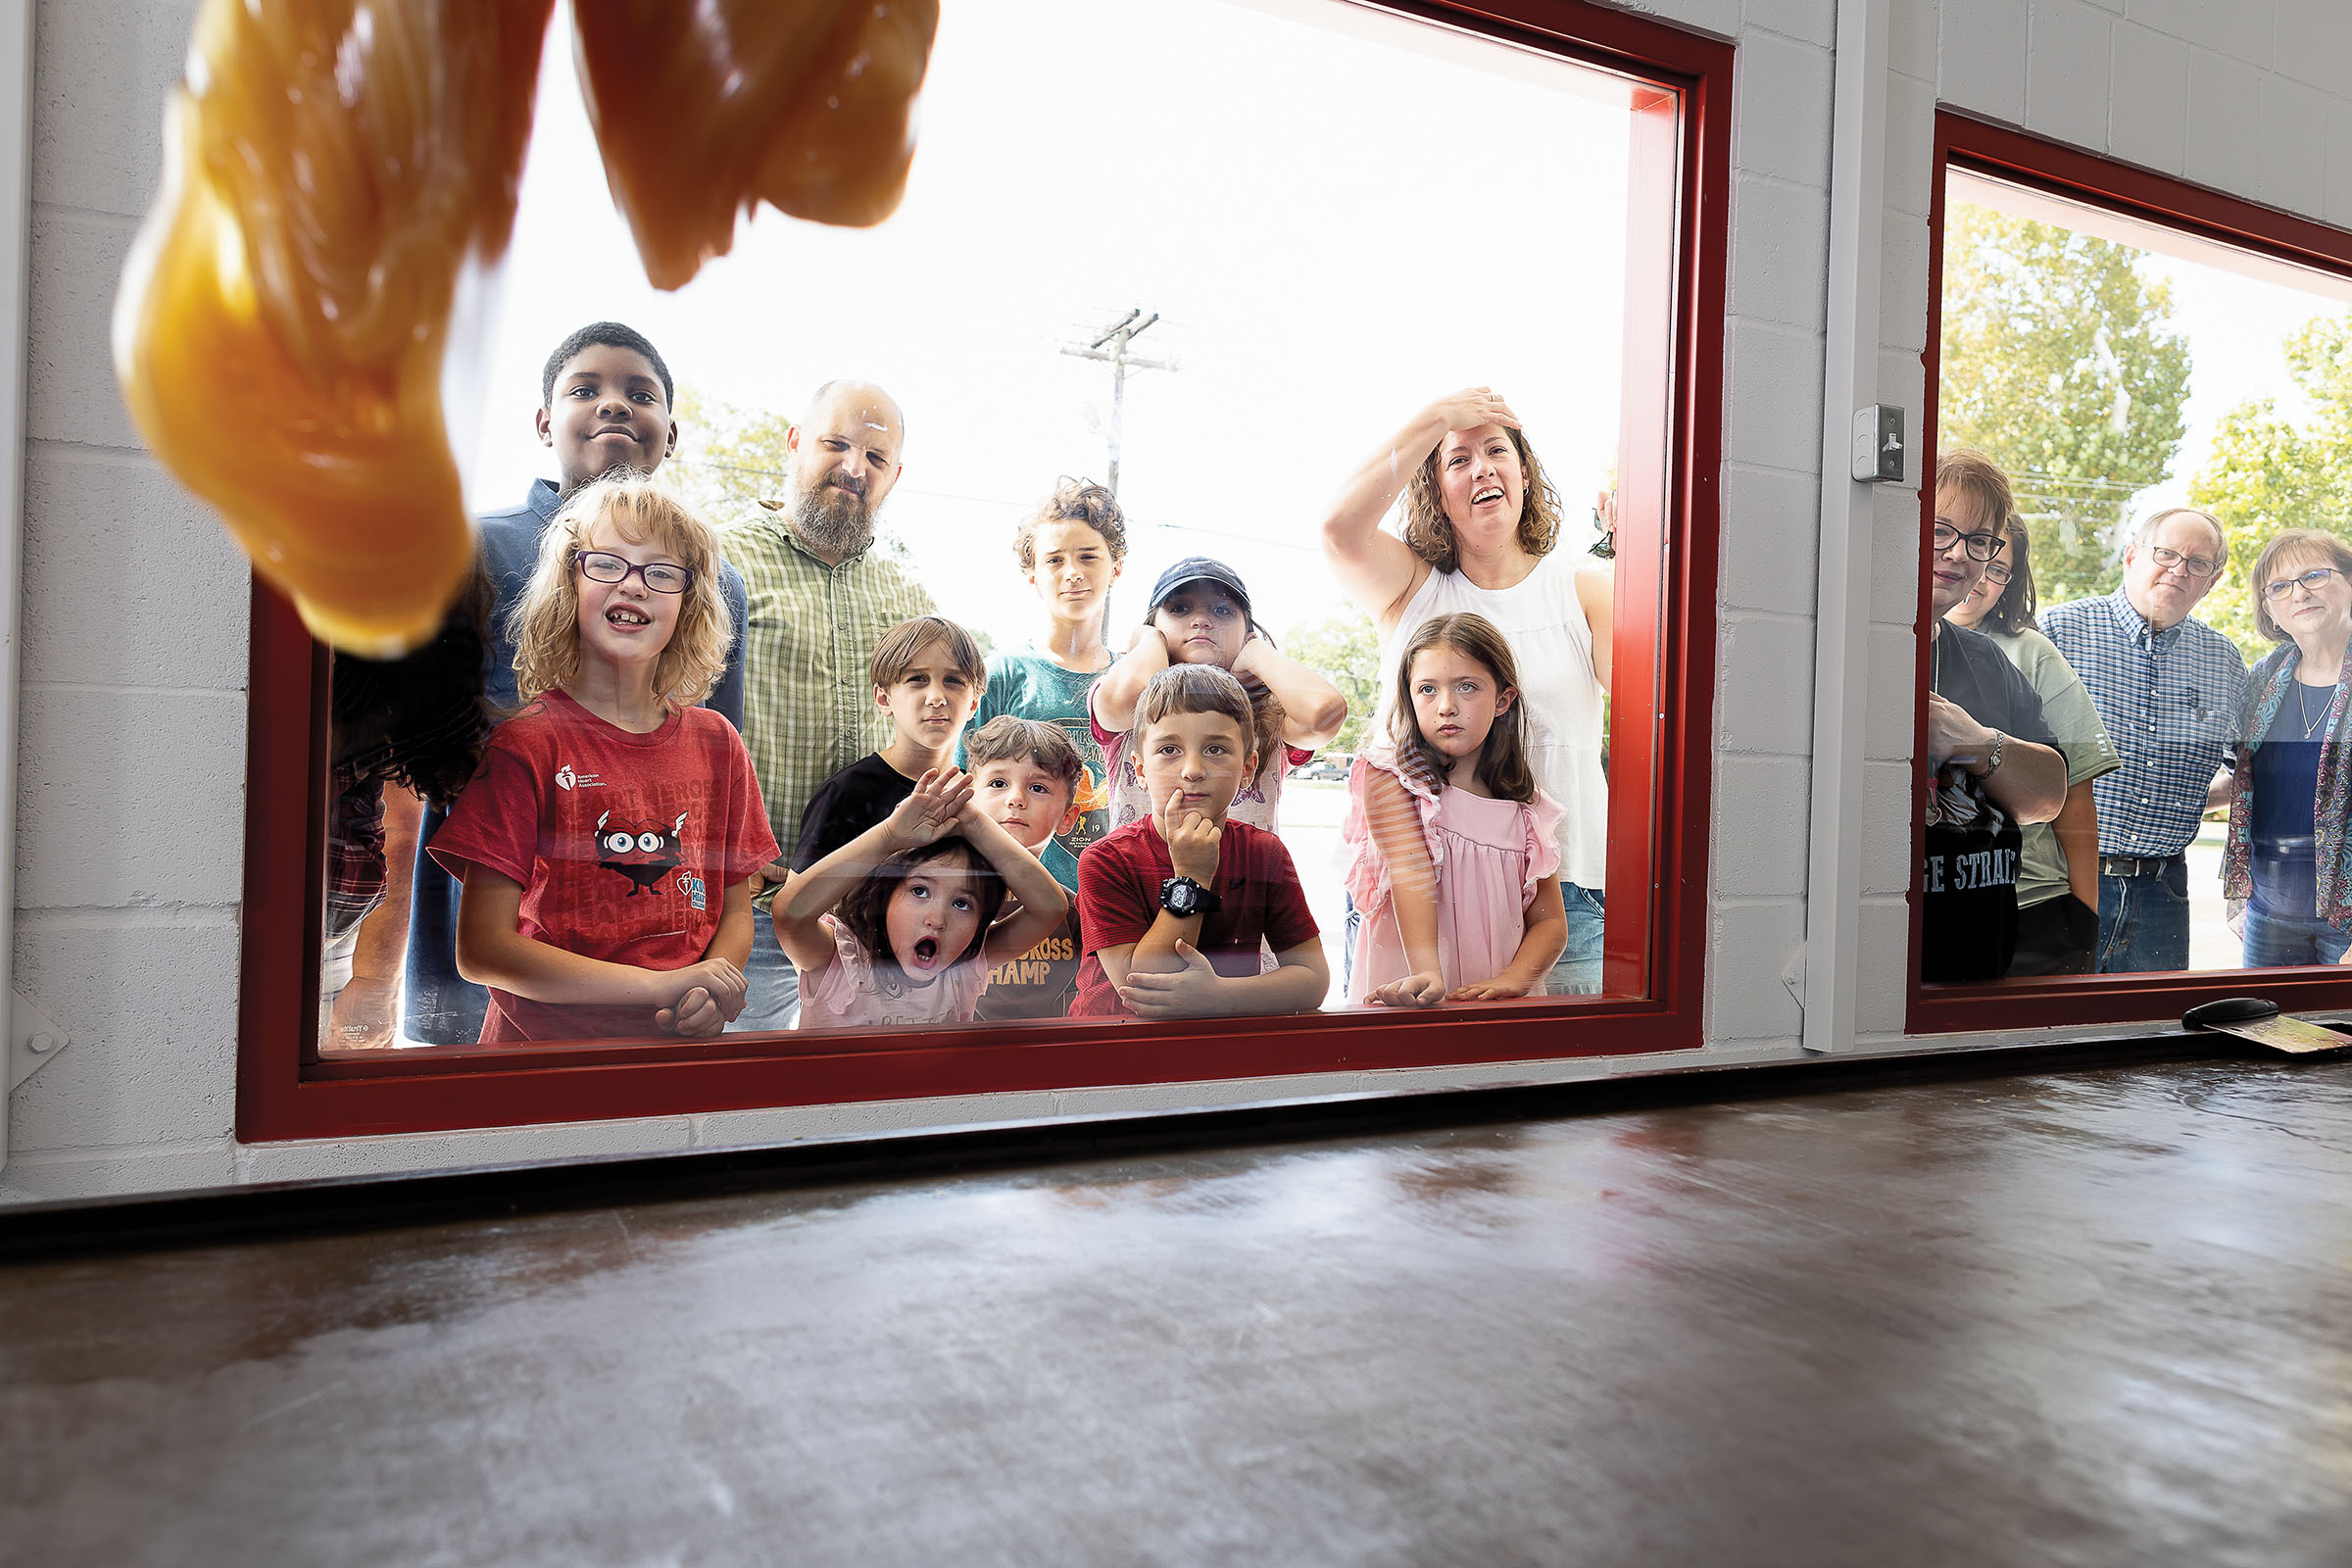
{"left": 11, "top": 0, "right": 2352, "bottom": 1200}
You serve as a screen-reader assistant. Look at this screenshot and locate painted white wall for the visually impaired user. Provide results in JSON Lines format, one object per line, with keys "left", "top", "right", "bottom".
{"left": 10, "top": 0, "right": 2352, "bottom": 1200}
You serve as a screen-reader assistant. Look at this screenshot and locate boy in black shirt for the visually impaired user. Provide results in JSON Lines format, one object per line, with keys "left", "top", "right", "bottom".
{"left": 791, "top": 616, "right": 986, "bottom": 871}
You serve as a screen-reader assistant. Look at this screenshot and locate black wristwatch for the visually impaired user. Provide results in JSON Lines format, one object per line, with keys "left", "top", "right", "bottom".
{"left": 1159, "top": 876, "right": 1223, "bottom": 917}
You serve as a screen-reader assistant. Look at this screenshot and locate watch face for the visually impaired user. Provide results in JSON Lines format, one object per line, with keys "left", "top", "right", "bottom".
{"left": 1163, "top": 878, "right": 1198, "bottom": 914}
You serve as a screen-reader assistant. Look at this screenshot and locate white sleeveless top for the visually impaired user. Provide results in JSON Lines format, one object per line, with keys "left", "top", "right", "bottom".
{"left": 1377, "top": 552, "right": 1608, "bottom": 890}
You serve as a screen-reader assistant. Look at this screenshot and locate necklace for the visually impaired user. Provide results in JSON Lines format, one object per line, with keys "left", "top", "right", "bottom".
{"left": 2297, "top": 680, "right": 2330, "bottom": 741}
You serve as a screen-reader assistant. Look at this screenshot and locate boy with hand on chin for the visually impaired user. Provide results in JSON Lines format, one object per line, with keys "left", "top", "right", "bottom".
{"left": 1071, "top": 665, "right": 1328, "bottom": 1019}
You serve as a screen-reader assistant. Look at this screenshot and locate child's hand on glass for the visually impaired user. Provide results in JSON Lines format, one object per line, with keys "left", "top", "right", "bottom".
{"left": 1369, "top": 970, "right": 1446, "bottom": 1007}
{"left": 1448, "top": 975, "right": 1540, "bottom": 1002}
{"left": 886, "top": 768, "right": 973, "bottom": 851}
{"left": 1153, "top": 789, "right": 1222, "bottom": 884}
{"left": 656, "top": 956, "right": 747, "bottom": 1035}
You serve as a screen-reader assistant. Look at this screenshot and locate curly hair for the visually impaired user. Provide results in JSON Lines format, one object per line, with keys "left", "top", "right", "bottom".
{"left": 329, "top": 558, "right": 500, "bottom": 805}
{"left": 1400, "top": 425, "right": 1563, "bottom": 574}
{"left": 508, "top": 474, "right": 732, "bottom": 709}
{"left": 832, "top": 837, "right": 1008, "bottom": 992}
{"left": 1386, "top": 612, "right": 1537, "bottom": 804}
{"left": 2250, "top": 526, "right": 2352, "bottom": 643}
{"left": 1013, "top": 476, "right": 1128, "bottom": 571}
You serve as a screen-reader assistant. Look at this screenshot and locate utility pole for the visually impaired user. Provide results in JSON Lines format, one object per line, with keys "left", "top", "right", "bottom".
{"left": 1060, "top": 308, "right": 1177, "bottom": 496}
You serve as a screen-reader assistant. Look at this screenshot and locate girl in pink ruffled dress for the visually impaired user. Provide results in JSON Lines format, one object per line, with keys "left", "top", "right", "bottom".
{"left": 1342, "top": 612, "right": 1571, "bottom": 1005}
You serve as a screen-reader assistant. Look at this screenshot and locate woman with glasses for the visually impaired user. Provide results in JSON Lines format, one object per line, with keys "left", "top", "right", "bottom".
{"left": 1942, "top": 517, "right": 2120, "bottom": 975}
{"left": 1920, "top": 450, "right": 2070, "bottom": 982}
{"left": 2220, "top": 528, "right": 2352, "bottom": 966}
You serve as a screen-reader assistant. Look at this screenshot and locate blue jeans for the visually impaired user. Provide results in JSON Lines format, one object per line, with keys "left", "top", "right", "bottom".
{"left": 1343, "top": 881, "right": 1606, "bottom": 996}
{"left": 2094, "top": 857, "right": 2189, "bottom": 974}
{"left": 732, "top": 905, "right": 801, "bottom": 1032}
{"left": 1545, "top": 883, "right": 1606, "bottom": 996}
{"left": 2241, "top": 904, "right": 2352, "bottom": 967}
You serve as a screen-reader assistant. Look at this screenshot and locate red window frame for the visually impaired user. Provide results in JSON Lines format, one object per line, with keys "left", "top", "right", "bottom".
{"left": 236, "top": 0, "right": 1732, "bottom": 1142}
{"left": 1911, "top": 110, "right": 2352, "bottom": 1033}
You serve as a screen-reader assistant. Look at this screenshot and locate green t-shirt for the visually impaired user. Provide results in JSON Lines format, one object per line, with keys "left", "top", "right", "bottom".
{"left": 962, "top": 646, "right": 1112, "bottom": 891}
{"left": 1988, "top": 626, "right": 2122, "bottom": 908}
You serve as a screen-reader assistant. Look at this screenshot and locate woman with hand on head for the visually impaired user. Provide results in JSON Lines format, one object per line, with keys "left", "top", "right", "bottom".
{"left": 1320, "top": 389, "right": 1611, "bottom": 993}
{"left": 2222, "top": 528, "right": 2352, "bottom": 966}
{"left": 1942, "top": 516, "right": 2120, "bottom": 975}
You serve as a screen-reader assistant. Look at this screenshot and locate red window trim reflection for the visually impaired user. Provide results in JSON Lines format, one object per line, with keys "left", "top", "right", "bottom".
{"left": 236, "top": 0, "right": 1731, "bottom": 1142}
{"left": 1911, "top": 110, "right": 2352, "bottom": 1034}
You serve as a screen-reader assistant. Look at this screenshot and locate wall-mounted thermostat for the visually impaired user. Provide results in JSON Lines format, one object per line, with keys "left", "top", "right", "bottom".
{"left": 1850, "top": 405, "right": 1905, "bottom": 483}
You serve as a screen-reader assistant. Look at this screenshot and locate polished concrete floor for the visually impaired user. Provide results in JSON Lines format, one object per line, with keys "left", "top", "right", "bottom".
{"left": 4, "top": 1057, "right": 2350, "bottom": 1566}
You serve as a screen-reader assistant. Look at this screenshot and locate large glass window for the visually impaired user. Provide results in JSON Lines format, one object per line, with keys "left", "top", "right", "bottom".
{"left": 243, "top": 0, "right": 1730, "bottom": 1138}
{"left": 1916, "top": 117, "right": 2352, "bottom": 1026}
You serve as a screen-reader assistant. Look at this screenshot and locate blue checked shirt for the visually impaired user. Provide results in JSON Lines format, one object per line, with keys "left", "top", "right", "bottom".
{"left": 2041, "top": 590, "right": 2247, "bottom": 858}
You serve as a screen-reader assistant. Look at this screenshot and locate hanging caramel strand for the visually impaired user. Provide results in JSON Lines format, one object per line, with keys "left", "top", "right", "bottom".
{"left": 115, "top": 0, "right": 556, "bottom": 656}
{"left": 572, "top": 0, "right": 940, "bottom": 290}
{"left": 116, "top": 0, "right": 939, "bottom": 655}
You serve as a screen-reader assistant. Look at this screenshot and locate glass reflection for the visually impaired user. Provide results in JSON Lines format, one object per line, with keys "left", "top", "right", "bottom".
{"left": 314, "top": 0, "right": 1679, "bottom": 1051}
{"left": 1928, "top": 169, "right": 2352, "bottom": 981}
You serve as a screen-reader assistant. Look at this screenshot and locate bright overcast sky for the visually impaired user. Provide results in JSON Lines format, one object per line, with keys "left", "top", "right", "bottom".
{"left": 461, "top": 0, "right": 1640, "bottom": 648}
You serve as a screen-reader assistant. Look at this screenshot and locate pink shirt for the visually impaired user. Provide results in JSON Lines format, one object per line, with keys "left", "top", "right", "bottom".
{"left": 797, "top": 912, "right": 992, "bottom": 1031}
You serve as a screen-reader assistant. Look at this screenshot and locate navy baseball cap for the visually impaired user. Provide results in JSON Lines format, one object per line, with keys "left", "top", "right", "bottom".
{"left": 1146, "top": 556, "right": 1252, "bottom": 617}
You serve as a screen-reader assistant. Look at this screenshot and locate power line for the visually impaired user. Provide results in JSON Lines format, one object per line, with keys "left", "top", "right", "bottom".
{"left": 1060, "top": 307, "right": 1178, "bottom": 497}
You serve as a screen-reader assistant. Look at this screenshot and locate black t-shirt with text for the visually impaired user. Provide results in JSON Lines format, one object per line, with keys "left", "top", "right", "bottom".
{"left": 1923, "top": 624, "right": 2060, "bottom": 983}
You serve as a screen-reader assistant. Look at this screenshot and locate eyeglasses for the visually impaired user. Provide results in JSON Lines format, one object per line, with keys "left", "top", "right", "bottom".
{"left": 2145, "top": 544, "right": 2223, "bottom": 579}
{"left": 1932, "top": 521, "right": 2005, "bottom": 563}
{"left": 2263, "top": 565, "right": 2341, "bottom": 601}
{"left": 1983, "top": 561, "right": 2012, "bottom": 586}
{"left": 574, "top": 550, "right": 695, "bottom": 594}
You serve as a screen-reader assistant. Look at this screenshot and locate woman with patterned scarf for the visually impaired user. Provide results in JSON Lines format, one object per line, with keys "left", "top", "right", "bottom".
{"left": 2222, "top": 528, "right": 2352, "bottom": 966}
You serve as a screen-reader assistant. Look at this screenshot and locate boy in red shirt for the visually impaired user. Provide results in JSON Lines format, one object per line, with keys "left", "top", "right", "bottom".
{"left": 1072, "top": 665, "right": 1328, "bottom": 1018}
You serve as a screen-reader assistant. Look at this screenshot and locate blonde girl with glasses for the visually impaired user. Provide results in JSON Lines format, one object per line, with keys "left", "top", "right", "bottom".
{"left": 2221, "top": 528, "right": 2352, "bottom": 967}
{"left": 1942, "top": 516, "right": 2120, "bottom": 975}
{"left": 428, "top": 474, "right": 779, "bottom": 1042}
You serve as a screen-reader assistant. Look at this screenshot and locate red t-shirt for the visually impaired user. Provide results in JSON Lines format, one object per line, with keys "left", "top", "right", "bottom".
{"left": 428, "top": 691, "right": 779, "bottom": 1042}
{"left": 1070, "top": 816, "right": 1319, "bottom": 1018}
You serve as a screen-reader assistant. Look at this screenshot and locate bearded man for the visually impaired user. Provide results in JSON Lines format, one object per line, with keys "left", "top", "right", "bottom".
{"left": 722, "top": 379, "right": 935, "bottom": 1030}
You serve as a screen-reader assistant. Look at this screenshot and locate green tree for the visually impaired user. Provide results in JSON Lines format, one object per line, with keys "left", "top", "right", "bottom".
{"left": 2187, "top": 316, "right": 2352, "bottom": 659}
{"left": 669, "top": 384, "right": 794, "bottom": 518}
{"left": 1285, "top": 608, "right": 1380, "bottom": 755}
{"left": 1938, "top": 206, "right": 2193, "bottom": 604}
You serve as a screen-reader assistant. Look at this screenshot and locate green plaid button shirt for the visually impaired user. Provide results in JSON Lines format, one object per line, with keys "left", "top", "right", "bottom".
{"left": 719, "top": 514, "right": 936, "bottom": 888}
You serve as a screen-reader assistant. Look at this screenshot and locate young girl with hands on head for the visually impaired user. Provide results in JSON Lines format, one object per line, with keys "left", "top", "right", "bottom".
{"left": 431, "top": 475, "right": 777, "bottom": 1041}
{"left": 1087, "top": 557, "right": 1347, "bottom": 834}
{"left": 1342, "top": 612, "right": 1569, "bottom": 1005}
{"left": 775, "top": 768, "right": 1069, "bottom": 1030}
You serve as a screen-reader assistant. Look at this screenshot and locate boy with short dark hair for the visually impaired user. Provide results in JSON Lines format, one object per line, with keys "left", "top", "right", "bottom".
{"left": 1072, "top": 664, "right": 1328, "bottom": 1018}
{"left": 965, "top": 716, "right": 1087, "bottom": 1019}
{"left": 403, "top": 321, "right": 751, "bottom": 1044}
{"left": 789, "top": 615, "right": 987, "bottom": 873}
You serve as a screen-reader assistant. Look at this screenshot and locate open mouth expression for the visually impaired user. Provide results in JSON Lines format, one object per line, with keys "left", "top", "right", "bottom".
{"left": 886, "top": 869, "right": 982, "bottom": 979}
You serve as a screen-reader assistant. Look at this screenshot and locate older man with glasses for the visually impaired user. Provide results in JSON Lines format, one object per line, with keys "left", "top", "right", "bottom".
{"left": 2043, "top": 507, "right": 2249, "bottom": 974}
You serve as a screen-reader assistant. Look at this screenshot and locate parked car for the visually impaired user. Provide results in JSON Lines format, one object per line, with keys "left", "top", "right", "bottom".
{"left": 1296, "top": 755, "right": 1352, "bottom": 782}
